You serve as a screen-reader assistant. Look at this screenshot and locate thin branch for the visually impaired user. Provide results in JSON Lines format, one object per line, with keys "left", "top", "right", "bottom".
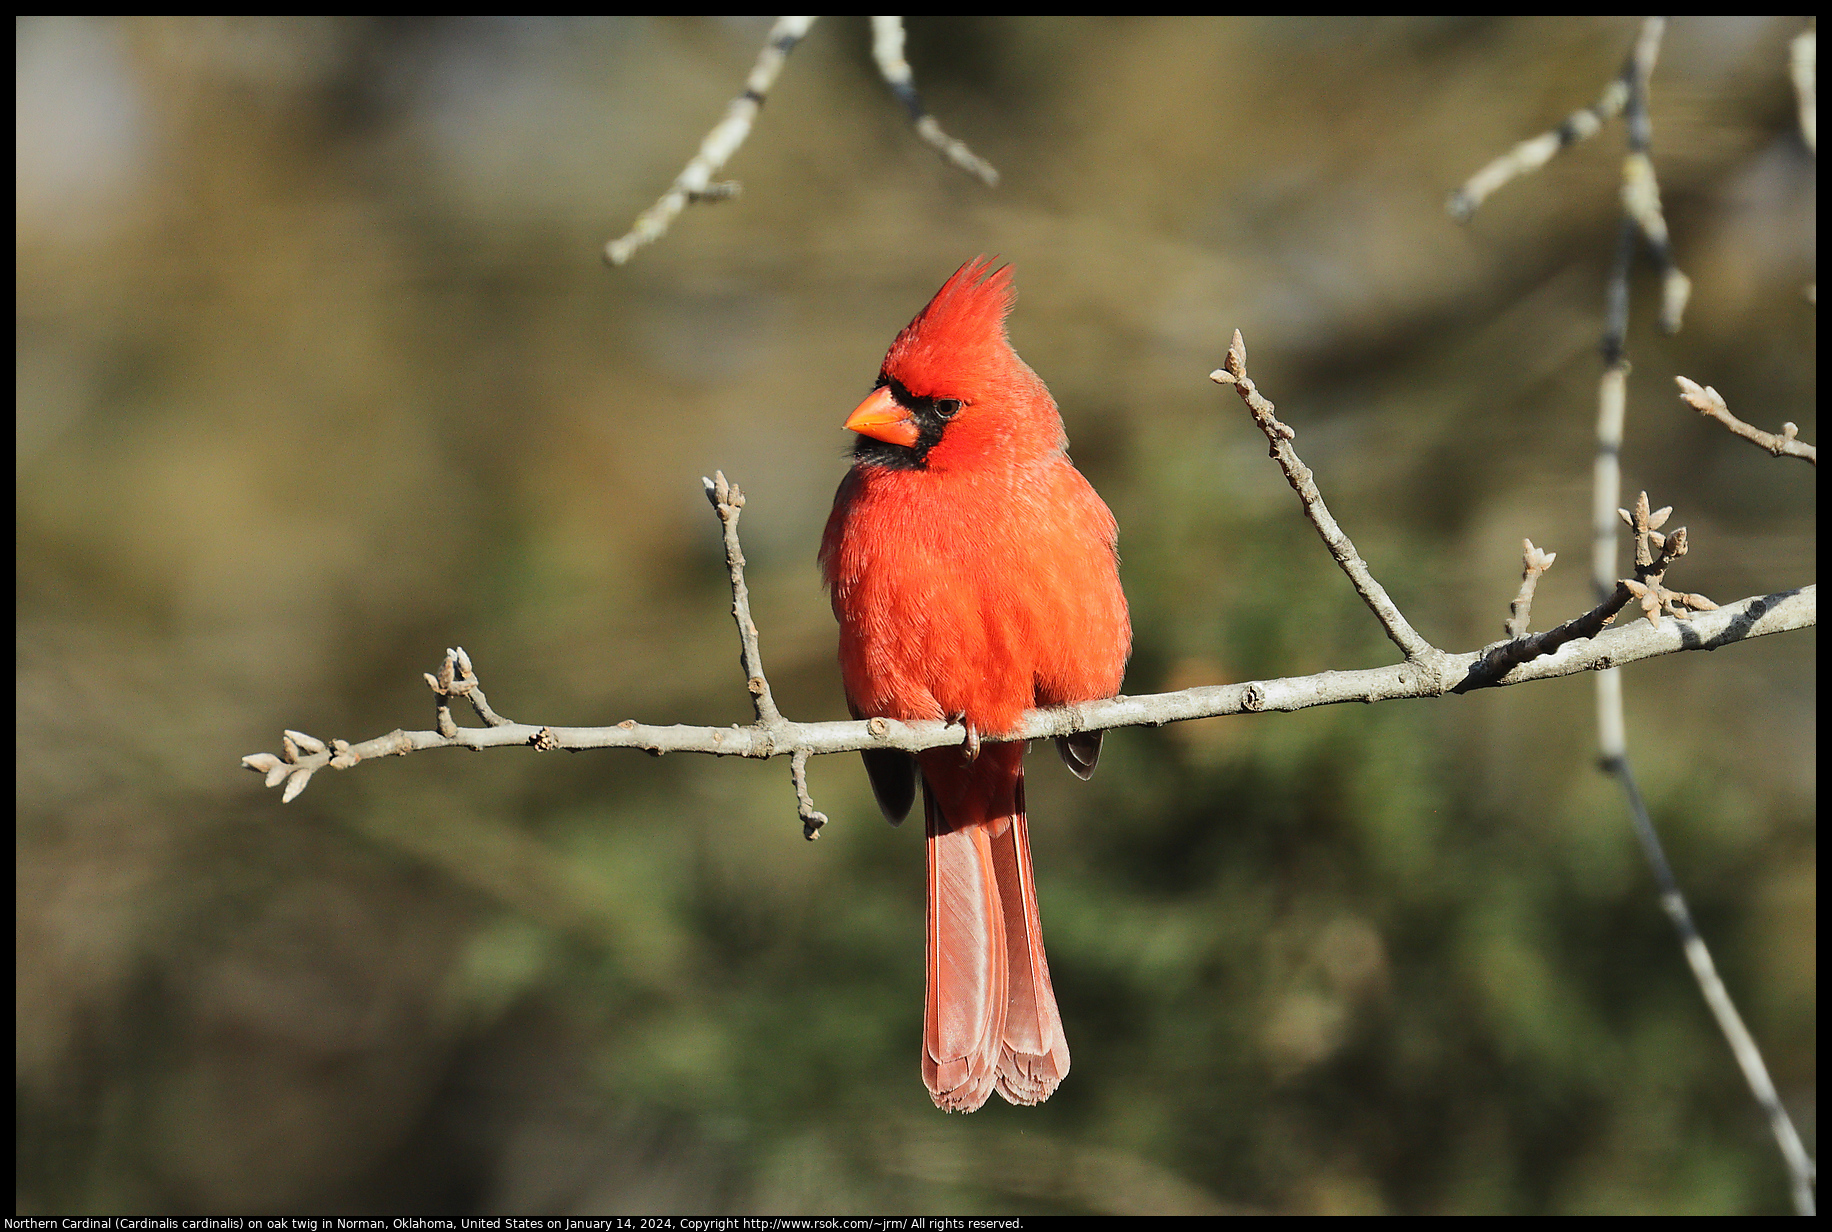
{"left": 1447, "top": 28, "right": 1639, "bottom": 220}
{"left": 1505, "top": 538, "right": 1558, "bottom": 639}
{"left": 1617, "top": 19, "right": 1690, "bottom": 333}
{"left": 868, "top": 15, "right": 1000, "bottom": 186}
{"left": 1588, "top": 23, "right": 1811, "bottom": 1209}
{"left": 1211, "top": 330, "right": 1438, "bottom": 662}
{"left": 790, "top": 749, "right": 828, "bottom": 840}
{"left": 1607, "top": 755, "right": 1819, "bottom": 1214}
{"left": 242, "top": 583, "right": 1815, "bottom": 794}
{"left": 1677, "top": 376, "right": 1817, "bottom": 465}
{"left": 1448, "top": 18, "right": 1688, "bottom": 329}
{"left": 1460, "top": 581, "right": 1632, "bottom": 693}
{"left": 704, "top": 471, "right": 784, "bottom": 724}
{"left": 604, "top": 16, "right": 818, "bottom": 267}
{"left": 605, "top": 16, "right": 999, "bottom": 266}
{"left": 1451, "top": 24, "right": 1812, "bottom": 1200}
{"left": 1460, "top": 492, "right": 1718, "bottom": 692}
{"left": 1792, "top": 20, "right": 1816, "bottom": 156}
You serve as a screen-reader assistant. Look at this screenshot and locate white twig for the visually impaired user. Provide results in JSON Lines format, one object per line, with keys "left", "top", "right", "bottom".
{"left": 868, "top": 15, "right": 999, "bottom": 186}
{"left": 604, "top": 16, "right": 817, "bottom": 266}
{"left": 1449, "top": 20, "right": 1689, "bottom": 331}
{"left": 704, "top": 471, "right": 784, "bottom": 724}
{"left": 1211, "top": 330, "right": 1437, "bottom": 663}
{"left": 1449, "top": 23, "right": 1813, "bottom": 1204}
{"left": 1505, "top": 539, "right": 1558, "bottom": 639}
{"left": 1587, "top": 25, "right": 1811, "bottom": 1211}
{"left": 1448, "top": 38, "right": 1636, "bottom": 220}
{"left": 1677, "top": 376, "right": 1817, "bottom": 465}
{"left": 790, "top": 749, "right": 828, "bottom": 840}
{"left": 1792, "top": 20, "right": 1816, "bottom": 156}
{"left": 1616, "top": 19, "right": 1690, "bottom": 333}
{"left": 242, "top": 586, "right": 1814, "bottom": 792}
{"left": 606, "top": 16, "right": 1001, "bottom": 265}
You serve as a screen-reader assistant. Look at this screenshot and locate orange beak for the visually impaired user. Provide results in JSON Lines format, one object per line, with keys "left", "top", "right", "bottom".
{"left": 844, "top": 385, "right": 920, "bottom": 448}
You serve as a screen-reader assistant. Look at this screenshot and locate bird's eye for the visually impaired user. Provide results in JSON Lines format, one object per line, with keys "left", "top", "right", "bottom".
{"left": 934, "top": 398, "right": 961, "bottom": 420}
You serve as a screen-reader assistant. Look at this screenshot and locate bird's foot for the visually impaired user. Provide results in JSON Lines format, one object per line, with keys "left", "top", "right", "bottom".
{"left": 951, "top": 715, "right": 981, "bottom": 763}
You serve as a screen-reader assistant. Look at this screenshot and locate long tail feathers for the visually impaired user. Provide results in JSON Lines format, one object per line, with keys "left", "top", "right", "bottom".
{"left": 989, "top": 783, "right": 1070, "bottom": 1104}
{"left": 923, "top": 767, "right": 1068, "bottom": 1112}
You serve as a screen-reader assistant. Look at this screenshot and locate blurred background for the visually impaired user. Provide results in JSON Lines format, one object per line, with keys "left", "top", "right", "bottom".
{"left": 16, "top": 15, "right": 1815, "bottom": 1215}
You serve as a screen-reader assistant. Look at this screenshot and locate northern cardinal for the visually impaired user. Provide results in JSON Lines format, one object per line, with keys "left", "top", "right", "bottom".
{"left": 819, "top": 258, "right": 1131, "bottom": 1111}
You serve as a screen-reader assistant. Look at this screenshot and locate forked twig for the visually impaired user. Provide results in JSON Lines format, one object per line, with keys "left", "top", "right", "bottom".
{"left": 606, "top": 17, "right": 998, "bottom": 266}
{"left": 605, "top": 16, "right": 817, "bottom": 267}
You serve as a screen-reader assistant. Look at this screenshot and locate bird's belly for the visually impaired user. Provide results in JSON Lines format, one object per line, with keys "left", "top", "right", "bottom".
{"left": 837, "top": 530, "right": 1126, "bottom": 737}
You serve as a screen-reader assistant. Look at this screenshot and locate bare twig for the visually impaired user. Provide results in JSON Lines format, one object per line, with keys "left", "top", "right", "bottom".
{"left": 1460, "top": 493, "right": 1716, "bottom": 691}
{"left": 1449, "top": 18, "right": 1687, "bottom": 329}
{"left": 1608, "top": 763, "right": 1820, "bottom": 1215}
{"left": 1505, "top": 539, "right": 1558, "bottom": 639}
{"left": 704, "top": 469, "right": 829, "bottom": 837}
{"left": 1677, "top": 376, "right": 1817, "bottom": 465}
{"left": 1459, "top": 581, "right": 1633, "bottom": 693}
{"left": 604, "top": 16, "right": 818, "bottom": 266}
{"left": 869, "top": 15, "right": 999, "bottom": 186}
{"left": 1211, "top": 330, "right": 1437, "bottom": 663}
{"left": 790, "top": 749, "right": 828, "bottom": 840}
{"left": 1448, "top": 24, "right": 1647, "bottom": 220}
{"left": 1586, "top": 25, "right": 1810, "bottom": 1207}
{"left": 1617, "top": 19, "right": 1690, "bottom": 333}
{"left": 704, "top": 471, "right": 784, "bottom": 725}
{"left": 605, "top": 16, "right": 999, "bottom": 266}
{"left": 1452, "top": 24, "right": 1813, "bottom": 1202}
{"left": 1448, "top": 73, "right": 1629, "bottom": 219}
{"left": 1596, "top": 286, "right": 1807, "bottom": 1206}
{"left": 243, "top": 480, "right": 1814, "bottom": 797}
{"left": 1793, "top": 20, "right": 1816, "bottom": 156}
{"left": 241, "top": 587, "right": 1812, "bottom": 784}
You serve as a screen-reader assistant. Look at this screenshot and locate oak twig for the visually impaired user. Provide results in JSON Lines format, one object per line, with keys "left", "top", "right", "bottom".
{"left": 1450, "top": 26, "right": 1812, "bottom": 1202}
{"left": 1447, "top": 19, "right": 1660, "bottom": 221}
{"left": 1617, "top": 19, "right": 1690, "bottom": 333}
{"left": 790, "top": 749, "right": 827, "bottom": 840}
{"left": 1792, "top": 20, "right": 1816, "bottom": 156}
{"left": 1677, "top": 376, "right": 1817, "bottom": 465}
{"left": 1607, "top": 758, "right": 1820, "bottom": 1216}
{"left": 1448, "top": 62, "right": 1631, "bottom": 220}
{"left": 869, "top": 16, "right": 999, "bottom": 186}
{"left": 1449, "top": 18, "right": 1688, "bottom": 330}
{"left": 705, "top": 471, "right": 783, "bottom": 726}
{"left": 1460, "top": 492, "right": 1719, "bottom": 692}
{"left": 1211, "top": 330, "right": 1437, "bottom": 663}
{"left": 605, "top": 16, "right": 816, "bottom": 267}
{"left": 1505, "top": 539, "right": 1558, "bottom": 640}
{"left": 245, "top": 465, "right": 1812, "bottom": 811}
{"left": 606, "top": 17, "right": 997, "bottom": 266}
{"left": 1459, "top": 582, "right": 1631, "bottom": 693}
{"left": 242, "top": 584, "right": 1814, "bottom": 797}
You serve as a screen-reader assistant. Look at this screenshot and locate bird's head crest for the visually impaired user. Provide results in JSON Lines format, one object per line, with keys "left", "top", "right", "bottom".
{"left": 882, "top": 258, "right": 1018, "bottom": 398}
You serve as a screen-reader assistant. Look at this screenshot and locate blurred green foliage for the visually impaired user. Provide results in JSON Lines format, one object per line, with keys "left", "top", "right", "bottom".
{"left": 17, "top": 16, "right": 1814, "bottom": 1215}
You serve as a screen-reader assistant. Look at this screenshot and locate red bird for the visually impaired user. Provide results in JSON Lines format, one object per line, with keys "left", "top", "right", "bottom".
{"left": 820, "top": 258, "right": 1131, "bottom": 1111}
